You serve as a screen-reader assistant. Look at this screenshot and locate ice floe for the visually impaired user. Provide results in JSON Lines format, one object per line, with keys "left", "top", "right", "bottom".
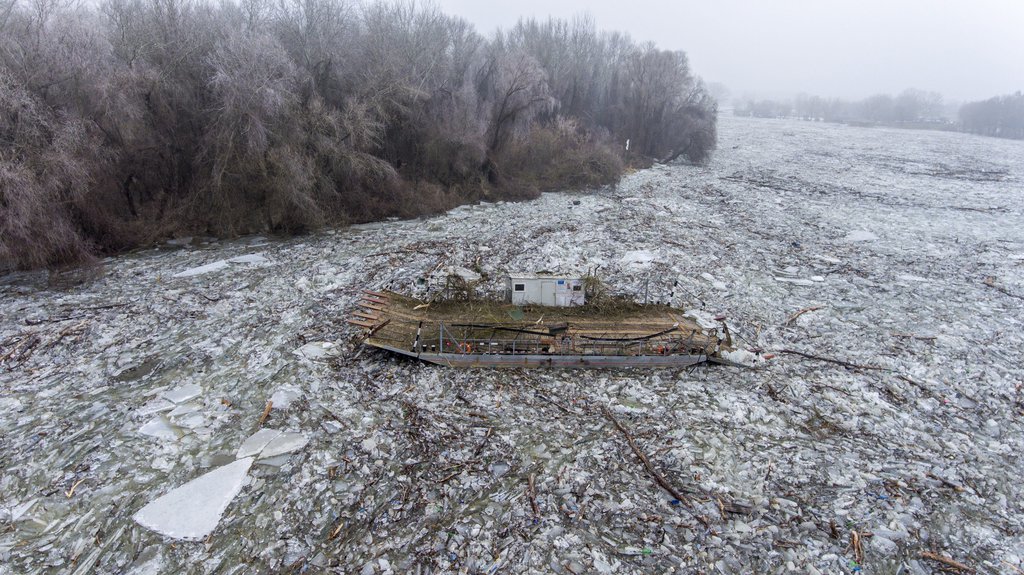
{"left": 292, "top": 341, "right": 339, "bottom": 360}
{"left": 172, "top": 260, "right": 230, "bottom": 278}
{"left": 227, "top": 253, "right": 268, "bottom": 264}
{"left": 132, "top": 457, "right": 254, "bottom": 540}
{"left": 138, "top": 415, "right": 183, "bottom": 441}
{"left": 162, "top": 384, "right": 202, "bottom": 404}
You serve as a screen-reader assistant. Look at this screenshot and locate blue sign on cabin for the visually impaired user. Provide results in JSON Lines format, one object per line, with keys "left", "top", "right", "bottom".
{"left": 557, "top": 280, "right": 565, "bottom": 285}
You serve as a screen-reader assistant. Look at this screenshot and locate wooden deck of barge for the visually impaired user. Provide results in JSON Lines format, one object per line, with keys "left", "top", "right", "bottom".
{"left": 349, "top": 290, "right": 725, "bottom": 369}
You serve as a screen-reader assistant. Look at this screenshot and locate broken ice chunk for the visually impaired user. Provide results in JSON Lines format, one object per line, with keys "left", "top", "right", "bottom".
{"left": 269, "top": 386, "right": 301, "bottom": 409}
{"left": 620, "top": 250, "right": 656, "bottom": 267}
{"left": 227, "top": 253, "right": 268, "bottom": 264}
{"left": 844, "top": 230, "right": 878, "bottom": 242}
{"left": 136, "top": 398, "right": 176, "bottom": 417}
{"left": 163, "top": 384, "right": 202, "bottom": 404}
{"left": 167, "top": 402, "right": 201, "bottom": 417}
{"left": 132, "top": 457, "right": 254, "bottom": 540}
{"left": 172, "top": 260, "right": 229, "bottom": 278}
{"left": 172, "top": 412, "right": 207, "bottom": 429}
{"left": 774, "top": 277, "right": 815, "bottom": 286}
{"left": 684, "top": 309, "right": 720, "bottom": 330}
{"left": 720, "top": 349, "right": 761, "bottom": 367}
{"left": 138, "top": 415, "right": 184, "bottom": 441}
{"left": 489, "top": 461, "right": 510, "bottom": 478}
{"left": 236, "top": 429, "right": 282, "bottom": 459}
{"left": 292, "top": 342, "right": 339, "bottom": 360}
{"left": 255, "top": 454, "right": 292, "bottom": 467}
{"left": 260, "top": 432, "right": 309, "bottom": 458}
{"left": 9, "top": 498, "right": 39, "bottom": 522}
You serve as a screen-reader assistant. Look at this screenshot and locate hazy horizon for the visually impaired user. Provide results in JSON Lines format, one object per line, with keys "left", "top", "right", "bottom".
{"left": 434, "top": 0, "right": 1024, "bottom": 103}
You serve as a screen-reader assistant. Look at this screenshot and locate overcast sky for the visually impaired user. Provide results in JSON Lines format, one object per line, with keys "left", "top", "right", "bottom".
{"left": 433, "top": 0, "right": 1024, "bottom": 103}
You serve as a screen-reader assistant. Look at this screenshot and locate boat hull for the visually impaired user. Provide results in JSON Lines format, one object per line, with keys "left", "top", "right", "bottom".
{"left": 372, "top": 343, "right": 708, "bottom": 369}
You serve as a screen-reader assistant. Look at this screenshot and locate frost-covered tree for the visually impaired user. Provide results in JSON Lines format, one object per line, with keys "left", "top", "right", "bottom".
{"left": 0, "top": 0, "right": 718, "bottom": 269}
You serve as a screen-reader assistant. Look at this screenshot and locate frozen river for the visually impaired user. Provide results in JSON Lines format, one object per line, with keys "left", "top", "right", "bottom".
{"left": 2, "top": 115, "right": 1022, "bottom": 574}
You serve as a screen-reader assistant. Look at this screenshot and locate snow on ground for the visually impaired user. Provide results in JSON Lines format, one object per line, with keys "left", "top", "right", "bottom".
{"left": 1, "top": 115, "right": 1022, "bottom": 574}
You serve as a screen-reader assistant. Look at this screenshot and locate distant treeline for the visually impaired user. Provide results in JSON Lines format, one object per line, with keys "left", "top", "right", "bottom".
{"left": 0, "top": 0, "right": 716, "bottom": 269}
{"left": 959, "top": 93, "right": 1024, "bottom": 139}
{"left": 735, "top": 89, "right": 1024, "bottom": 140}
{"left": 735, "top": 89, "right": 947, "bottom": 125}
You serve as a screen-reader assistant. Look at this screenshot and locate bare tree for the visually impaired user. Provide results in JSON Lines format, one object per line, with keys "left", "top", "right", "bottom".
{"left": 0, "top": 0, "right": 720, "bottom": 268}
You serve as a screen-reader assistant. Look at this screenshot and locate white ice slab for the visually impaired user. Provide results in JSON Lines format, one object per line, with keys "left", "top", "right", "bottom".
{"left": 172, "top": 260, "right": 229, "bottom": 278}
{"left": 10, "top": 498, "right": 39, "bottom": 522}
{"left": 132, "top": 457, "right": 254, "bottom": 540}
{"left": 684, "top": 309, "right": 720, "bottom": 330}
{"left": 173, "top": 412, "right": 206, "bottom": 429}
{"left": 292, "top": 342, "right": 338, "bottom": 360}
{"left": 235, "top": 429, "right": 282, "bottom": 459}
{"left": 255, "top": 454, "right": 291, "bottom": 467}
{"left": 721, "top": 348, "right": 761, "bottom": 367}
{"left": 228, "top": 253, "right": 268, "bottom": 264}
{"left": 620, "top": 250, "right": 656, "bottom": 267}
{"left": 774, "top": 277, "right": 816, "bottom": 286}
{"left": 260, "top": 432, "right": 309, "bottom": 458}
{"left": 136, "top": 398, "right": 176, "bottom": 417}
{"left": 138, "top": 415, "right": 183, "bottom": 441}
{"left": 167, "top": 402, "right": 200, "bottom": 417}
{"left": 844, "top": 230, "right": 878, "bottom": 242}
{"left": 269, "top": 386, "right": 301, "bottom": 409}
{"left": 163, "top": 384, "right": 202, "bottom": 404}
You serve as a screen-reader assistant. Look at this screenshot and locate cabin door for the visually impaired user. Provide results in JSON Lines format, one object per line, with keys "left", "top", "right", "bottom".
{"left": 541, "top": 281, "right": 558, "bottom": 306}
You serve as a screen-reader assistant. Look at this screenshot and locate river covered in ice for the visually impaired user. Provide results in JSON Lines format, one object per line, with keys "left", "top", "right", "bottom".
{"left": 2, "top": 115, "right": 1023, "bottom": 574}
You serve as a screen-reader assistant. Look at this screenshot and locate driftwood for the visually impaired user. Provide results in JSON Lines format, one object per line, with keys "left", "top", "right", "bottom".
{"left": 600, "top": 405, "right": 709, "bottom": 527}
{"left": 983, "top": 276, "right": 1024, "bottom": 300}
{"left": 257, "top": 401, "right": 273, "bottom": 428}
{"left": 891, "top": 332, "right": 937, "bottom": 341}
{"left": 784, "top": 305, "right": 823, "bottom": 326}
{"left": 0, "top": 334, "right": 40, "bottom": 365}
{"left": 927, "top": 472, "right": 966, "bottom": 493}
{"left": 777, "top": 349, "right": 889, "bottom": 372}
{"left": 921, "top": 551, "right": 975, "bottom": 573}
{"left": 527, "top": 473, "right": 540, "bottom": 519}
{"left": 24, "top": 303, "right": 130, "bottom": 325}
{"left": 850, "top": 530, "right": 864, "bottom": 564}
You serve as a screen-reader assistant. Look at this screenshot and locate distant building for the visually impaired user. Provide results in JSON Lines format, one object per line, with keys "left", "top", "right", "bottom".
{"left": 506, "top": 274, "right": 585, "bottom": 306}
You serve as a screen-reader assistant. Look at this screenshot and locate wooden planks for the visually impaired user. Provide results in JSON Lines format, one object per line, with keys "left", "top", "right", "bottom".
{"left": 348, "top": 288, "right": 392, "bottom": 332}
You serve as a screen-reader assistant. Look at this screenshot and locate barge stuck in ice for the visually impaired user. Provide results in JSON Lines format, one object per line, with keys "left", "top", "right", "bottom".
{"left": 348, "top": 276, "right": 739, "bottom": 369}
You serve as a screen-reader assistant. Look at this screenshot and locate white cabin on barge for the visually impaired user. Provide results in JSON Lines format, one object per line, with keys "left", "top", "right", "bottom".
{"left": 506, "top": 274, "right": 585, "bottom": 306}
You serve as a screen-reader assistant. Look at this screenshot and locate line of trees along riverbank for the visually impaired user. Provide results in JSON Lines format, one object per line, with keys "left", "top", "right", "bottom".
{"left": 735, "top": 90, "right": 1024, "bottom": 140}
{"left": 0, "top": 0, "right": 717, "bottom": 269}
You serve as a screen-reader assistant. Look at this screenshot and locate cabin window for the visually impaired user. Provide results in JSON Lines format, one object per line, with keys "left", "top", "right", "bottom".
{"left": 514, "top": 283, "right": 525, "bottom": 292}
{"left": 572, "top": 285, "right": 582, "bottom": 291}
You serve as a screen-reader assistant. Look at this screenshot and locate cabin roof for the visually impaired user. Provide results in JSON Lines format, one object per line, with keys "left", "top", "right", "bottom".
{"left": 506, "top": 273, "right": 583, "bottom": 281}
